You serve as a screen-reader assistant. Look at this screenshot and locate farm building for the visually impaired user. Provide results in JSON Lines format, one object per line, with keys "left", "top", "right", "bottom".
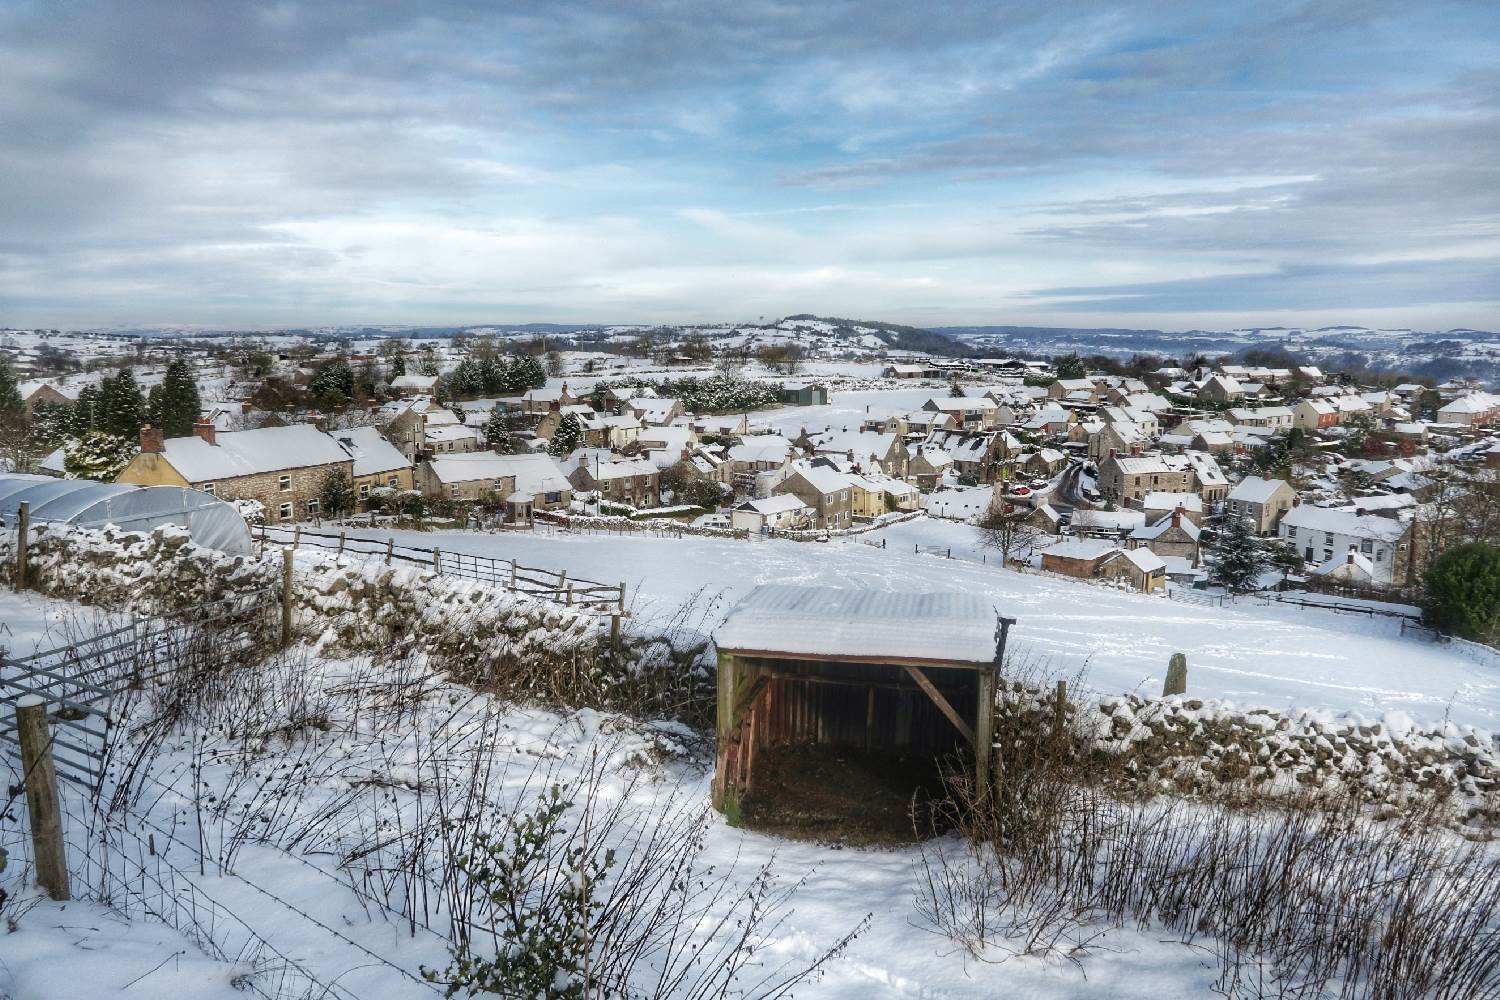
{"left": 712, "top": 584, "right": 1012, "bottom": 839}
{"left": 0, "top": 474, "right": 253, "bottom": 554}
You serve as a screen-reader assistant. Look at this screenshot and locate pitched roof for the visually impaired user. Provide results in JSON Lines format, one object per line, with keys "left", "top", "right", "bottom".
{"left": 332, "top": 426, "right": 411, "bottom": 478}
{"left": 1227, "top": 475, "right": 1289, "bottom": 505}
{"left": 160, "top": 425, "right": 351, "bottom": 482}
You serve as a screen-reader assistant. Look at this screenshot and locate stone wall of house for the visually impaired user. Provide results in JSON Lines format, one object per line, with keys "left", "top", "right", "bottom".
{"left": 209, "top": 461, "right": 353, "bottom": 524}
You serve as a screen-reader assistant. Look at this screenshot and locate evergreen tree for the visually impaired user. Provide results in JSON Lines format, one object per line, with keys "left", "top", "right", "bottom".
{"left": 547, "top": 413, "right": 582, "bottom": 456}
{"left": 318, "top": 469, "right": 358, "bottom": 519}
{"left": 390, "top": 354, "right": 406, "bottom": 378}
{"left": 149, "top": 359, "right": 202, "bottom": 437}
{"left": 485, "top": 404, "right": 520, "bottom": 454}
{"left": 70, "top": 383, "right": 99, "bottom": 435}
{"left": 508, "top": 354, "right": 547, "bottom": 392}
{"left": 63, "top": 430, "right": 136, "bottom": 481}
{"left": 29, "top": 400, "right": 74, "bottom": 449}
{"left": 1053, "top": 353, "right": 1087, "bottom": 380}
{"left": 99, "top": 368, "right": 145, "bottom": 440}
{"left": 1425, "top": 543, "right": 1500, "bottom": 645}
{"left": 311, "top": 359, "right": 355, "bottom": 408}
{"left": 0, "top": 359, "right": 23, "bottom": 427}
{"left": 1209, "top": 514, "right": 1267, "bottom": 592}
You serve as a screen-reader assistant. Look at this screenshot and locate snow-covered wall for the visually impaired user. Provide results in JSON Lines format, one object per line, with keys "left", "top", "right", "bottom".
{"left": 1001, "top": 681, "right": 1500, "bottom": 834}
{"left": 9, "top": 524, "right": 711, "bottom": 719}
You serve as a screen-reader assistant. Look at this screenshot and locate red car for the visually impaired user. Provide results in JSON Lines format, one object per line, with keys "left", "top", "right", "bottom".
{"left": 1009, "top": 485, "right": 1032, "bottom": 497}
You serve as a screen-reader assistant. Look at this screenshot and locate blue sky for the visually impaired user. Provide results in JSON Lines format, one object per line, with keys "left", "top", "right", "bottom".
{"left": 1, "top": 0, "right": 1497, "bottom": 330}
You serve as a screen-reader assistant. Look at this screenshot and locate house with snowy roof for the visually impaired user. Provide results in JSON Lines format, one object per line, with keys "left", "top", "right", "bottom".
{"left": 330, "top": 426, "right": 415, "bottom": 507}
{"left": 416, "top": 451, "right": 572, "bottom": 509}
{"left": 729, "top": 494, "right": 812, "bottom": 533}
{"left": 1277, "top": 505, "right": 1413, "bottom": 586}
{"left": 773, "top": 461, "right": 854, "bottom": 529}
{"left": 118, "top": 422, "right": 353, "bottom": 523}
{"left": 568, "top": 456, "right": 660, "bottom": 508}
{"left": 1225, "top": 476, "right": 1296, "bottom": 534}
{"left": 1129, "top": 508, "right": 1201, "bottom": 565}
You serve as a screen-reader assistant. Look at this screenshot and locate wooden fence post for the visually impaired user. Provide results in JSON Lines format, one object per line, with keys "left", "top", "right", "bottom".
{"left": 281, "top": 547, "right": 295, "bottom": 649}
{"left": 14, "top": 500, "right": 29, "bottom": 592}
{"left": 338, "top": 531, "right": 346, "bottom": 554}
{"left": 385, "top": 538, "right": 394, "bottom": 566}
{"left": 510, "top": 559, "right": 518, "bottom": 590}
{"left": 292, "top": 526, "right": 301, "bottom": 550}
{"left": 1163, "top": 653, "right": 1188, "bottom": 697}
{"left": 16, "top": 696, "right": 69, "bottom": 901}
{"left": 1053, "top": 680, "right": 1068, "bottom": 746}
{"left": 432, "top": 547, "right": 442, "bottom": 574}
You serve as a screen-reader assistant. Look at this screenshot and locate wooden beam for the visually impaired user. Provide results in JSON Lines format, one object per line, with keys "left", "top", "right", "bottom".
{"left": 718, "top": 647, "right": 988, "bottom": 670}
{"left": 904, "top": 666, "right": 975, "bottom": 745}
{"left": 733, "top": 674, "right": 769, "bottom": 720}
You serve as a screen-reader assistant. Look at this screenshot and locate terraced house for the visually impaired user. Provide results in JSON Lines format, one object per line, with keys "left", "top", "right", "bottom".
{"left": 118, "top": 423, "right": 353, "bottom": 523}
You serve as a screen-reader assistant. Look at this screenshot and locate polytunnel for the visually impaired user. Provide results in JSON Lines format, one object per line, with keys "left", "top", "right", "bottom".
{"left": 0, "top": 474, "right": 253, "bottom": 555}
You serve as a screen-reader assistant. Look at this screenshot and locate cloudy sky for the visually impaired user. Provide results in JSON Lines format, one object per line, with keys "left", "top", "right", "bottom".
{"left": 2, "top": 0, "right": 1497, "bottom": 330}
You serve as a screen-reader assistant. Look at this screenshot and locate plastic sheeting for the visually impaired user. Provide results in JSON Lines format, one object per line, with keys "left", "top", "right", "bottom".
{"left": 0, "top": 474, "right": 252, "bottom": 555}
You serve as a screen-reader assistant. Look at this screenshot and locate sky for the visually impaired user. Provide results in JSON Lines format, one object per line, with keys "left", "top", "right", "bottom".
{"left": 1, "top": 0, "right": 1498, "bottom": 332}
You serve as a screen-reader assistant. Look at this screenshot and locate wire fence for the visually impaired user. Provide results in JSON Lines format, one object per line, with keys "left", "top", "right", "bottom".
{"left": 254, "top": 524, "right": 626, "bottom": 614}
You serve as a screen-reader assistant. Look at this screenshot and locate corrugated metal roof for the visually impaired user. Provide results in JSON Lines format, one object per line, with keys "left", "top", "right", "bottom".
{"left": 715, "top": 584, "right": 1000, "bottom": 665}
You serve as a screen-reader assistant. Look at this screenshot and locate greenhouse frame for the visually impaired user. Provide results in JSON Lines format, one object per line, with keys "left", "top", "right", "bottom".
{"left": 0, "top": 474, "right": 253, "bottom": 555}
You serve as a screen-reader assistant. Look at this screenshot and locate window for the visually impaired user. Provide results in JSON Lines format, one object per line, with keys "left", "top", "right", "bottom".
{"left": 545, "top": 491, "right": 561, "bottom": 504}
{"left": 1324, "top": 533, "right": 1334, "bottom": 545}
{"left": 388, "top": 476, "right": 398, "bottom": 487}
{"left": 1287, "top": 526, "right": 1297, "bottom": 538}
{"left": 306, "top": 499, "right": 320, "bottom": 516}
{"left": 279, "top": 475, "right": 291, "bottom": 492}
{"left": 278, "top": 502, "right": 293, "bottom": 520}
{"left": 201, "top": 483, "right": 215, "bottom": 496}
{"left": 359, "top": 483, "right": 369, "bottom": 499}
{"left": 1375, "top": 549, "right": 1384, "bottom": 562}
{"left": 1360, "top": 539, "right": 1372, "bottom": 554}
{"left": 449, "top": 485, "right": 458, "bottom": 499}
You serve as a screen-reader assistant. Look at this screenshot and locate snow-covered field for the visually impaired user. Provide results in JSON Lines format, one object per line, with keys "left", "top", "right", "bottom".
{"left": 335, "top": 519, "right": 1500, "bottom": 731}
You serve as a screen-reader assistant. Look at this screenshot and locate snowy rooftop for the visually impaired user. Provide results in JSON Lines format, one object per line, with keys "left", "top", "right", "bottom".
{"left": 715, "top": 584, "right": 1000, "bottom": 666}
{"left": 160, "top": 425, "right": 351, "bottom": 481}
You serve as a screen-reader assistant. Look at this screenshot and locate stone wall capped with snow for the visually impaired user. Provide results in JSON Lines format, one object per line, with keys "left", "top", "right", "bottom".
{"left": 999, "top": 681, "right": 1500, "bottom": 836}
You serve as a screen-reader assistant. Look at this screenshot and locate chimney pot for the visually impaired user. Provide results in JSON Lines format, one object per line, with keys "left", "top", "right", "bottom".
{"left": 193, "top": 421, "right": 217, "bottom": 445}
{"left": 139, "top": 424, "right": 164, "bottom": 454}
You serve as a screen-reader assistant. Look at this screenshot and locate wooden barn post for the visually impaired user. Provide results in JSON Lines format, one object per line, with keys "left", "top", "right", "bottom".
{"left": 280, "top": 547, "right": 295, "bottom": 649}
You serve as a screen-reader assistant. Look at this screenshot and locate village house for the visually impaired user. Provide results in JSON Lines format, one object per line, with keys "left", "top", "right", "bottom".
{"left": 1277, "top": 505, "right": 1413, "bottom": 586}
{"left": 773, "top": 462, "right": 854, "bottom": 529}
{"left": 330, "top": 426, "right": 415, "bottom": 509}
{"left": 1046, "top": 378, "right": 1097, "bottom": 401}
{"left": 1100, "top": 547, "right": 1168, "bottom": 593}
{"left": 779, "top": 383, "right": 830, "bottom": 406}
{"left": 1436, "top": 392, "right": 1500, "bottom": 428}
{"left": 1197, "top": 374, "right": 1243, "bottom": 404}
{"left": 416, "top": 451, "right": 573, "bottom": 509}
{"left": 389, "top": 373, "right": 439, "bottom": 398}
{"left": 1294, "top": 398, "right": 1340, "bottom": 431}
{"left": 1226, "top": 476, "right": 1298, "bottom": 534}
{"left": 927, "top": 429, "right": 1017, "bottom": 482}
{"left": 118, "top": 423, "right": 354, "bottom": 524}
{"left": 729, "top": 494, "right": 813, "bottom": 532}
{"left": 1137, "top": 490, "right": 1204, "bottom": 526}
{"left": 1129, "top": 508, "right": 1201, "bottom": 565}
{"left": 424, "top": 422, "right": 482, "bottom": 455}
{"left": 1088, "top": 420, "right": 1150, "bottom": 462}
{"left": 568, "top": 456, "right": 661, "bottom": 507}
{"left": 521, "top": 383, "right": 579, "bottom": 416}
{"left": 1227, "top": 406, "right": 1295, "bottom": 431}
{"left": 804, "top": 429, "right": 909, "bottom": 478}
{"left": 1039, "top": 538, "right": 1166, "bottom": 593}
{"left": 627, "top": 396, "right": 684, "bottom": 427}
{"left": 907, "top": 444, "right": 954, "bottom": 490}
{"left": 1097, "top": 454, "right": 1193, "bottom": 503}
{"left": 921, "top": 396, "right": 999, "bottom": 430}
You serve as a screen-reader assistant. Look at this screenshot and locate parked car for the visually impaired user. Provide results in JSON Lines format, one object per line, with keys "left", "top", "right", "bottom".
{"left": 1009, "top": 485, "right": 1032, "bottom": 497}
{"left": 1030, "top": 478, "right": 1048, "bottom": 489}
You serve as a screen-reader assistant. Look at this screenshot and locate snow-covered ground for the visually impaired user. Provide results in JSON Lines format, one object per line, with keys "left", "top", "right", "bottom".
{"left": 1, "top": 589, "right": 1223, "bottom": 1000}
{"left": 331, "top": 519, "right": 1500, "bottom": 730}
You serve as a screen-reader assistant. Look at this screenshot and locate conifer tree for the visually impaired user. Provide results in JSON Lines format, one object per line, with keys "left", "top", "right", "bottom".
{"left": 547, "top": 412, "right": 582, "bottom": 456}
{"left": 1209, "top": 514, "right": 1267, "bottom": 592}
{"left": 485, "top": 404, "right": 520, "bottom": 454}
{"left": 0, "top": 359, "right": 23, "bottom": 427}
{"left": 149, "top": 359, "right": 202, "bottom": 437}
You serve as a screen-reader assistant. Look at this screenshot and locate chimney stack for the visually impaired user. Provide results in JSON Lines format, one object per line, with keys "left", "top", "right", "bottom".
{"left": 1292, "top": 495, "right": 1302, "bottom": 507}
{"left": 193, "top": 421, "right": 217, "bottom": 446}
{"left": 1172, "top": 506, "right": 1183, "bottom": 529}
{"left": 140, "top": 424, "right": 164, "bottom": 454}
{"left": 1347, "top": 546, "right": 1357, "bottom": 566}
